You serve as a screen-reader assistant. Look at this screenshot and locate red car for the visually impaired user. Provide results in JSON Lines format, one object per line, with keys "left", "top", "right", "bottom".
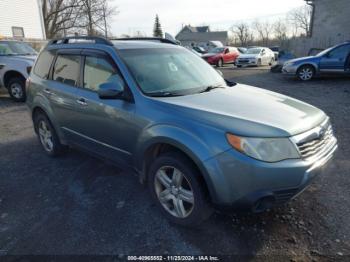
{"left": 202, "top": 47, "right": 240, "bottom": 67}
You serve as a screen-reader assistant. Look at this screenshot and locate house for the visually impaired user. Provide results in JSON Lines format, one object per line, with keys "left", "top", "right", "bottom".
{"left": 0, "top": 0, "right": 46, "bottom": 40}
{"left": 176, "top": 25, "right": 228, "bottom": 48}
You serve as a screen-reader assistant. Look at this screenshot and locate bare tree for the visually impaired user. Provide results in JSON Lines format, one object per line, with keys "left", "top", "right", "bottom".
{"left": 273, "top": 19, "right": 288, "bottom": 44}
{"left": 253, "top": 20, "right": 273, "bottom": 46}
{"left": 42, "top": 0, "right": 81, "bottom": 38}
{"left": 288, "top": 5, "right": 312, "bottom": 37}
{"left": 231, "top": 23, "right": 252, "bottom": 46}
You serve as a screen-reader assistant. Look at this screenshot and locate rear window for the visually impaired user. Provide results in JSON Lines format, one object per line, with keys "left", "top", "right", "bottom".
{"left": 53, "top": 55, "right": 80, "bottom": 86}
{"left": 33, "top": 51, "right": 55, "bottom": 79}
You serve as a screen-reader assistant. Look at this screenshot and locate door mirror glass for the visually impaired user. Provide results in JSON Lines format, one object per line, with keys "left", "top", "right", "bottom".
{"left": 98, "top": 80, "right": 124, "bottom": 99}
{"left": 225, "top": 49, "right": 229, "bottom": 54}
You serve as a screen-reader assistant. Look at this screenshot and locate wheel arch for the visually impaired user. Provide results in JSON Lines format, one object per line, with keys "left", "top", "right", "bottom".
{"left": 296, "top": 63, "right": 318, "bottom": 73}
{"left": 140, "top": 140, "right": 215, "bottom": 202}
{"left": 135, "top": 127, "right": 218, "bottom": 202}
{"left": 3, "top": 70, "right": 25, "bottom": 88}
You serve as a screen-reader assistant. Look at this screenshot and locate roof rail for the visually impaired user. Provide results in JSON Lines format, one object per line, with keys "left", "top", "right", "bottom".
{"left": 111, "top": 37, "right": 179, "bottom": 45}
{"left": 48, "top": 36, "right": 113, "bottom": 46}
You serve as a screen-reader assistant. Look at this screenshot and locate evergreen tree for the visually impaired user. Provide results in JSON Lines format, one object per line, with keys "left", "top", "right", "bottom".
{"left": 153, "top": 15, "right": 163, "bottom": 38}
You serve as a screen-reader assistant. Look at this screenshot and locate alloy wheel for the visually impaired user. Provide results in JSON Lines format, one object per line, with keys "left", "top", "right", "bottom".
{"left": 299, "top": 67, "right": 313, "bottom": 80}
{"left": 38, "top": 120, "right": 54, "bottom": 152}
{"left": 10, "top": 83, "right": 23, "bottom": 99}
{"left": 154, "top": 166, "right": 194, "bottom": 218}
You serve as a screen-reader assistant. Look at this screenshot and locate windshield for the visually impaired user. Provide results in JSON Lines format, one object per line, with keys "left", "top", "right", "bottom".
{"left": 0, "top": 41, "right": 37, "bottom": 56}
{"left": 316, "top": 46, "right": 334, "bottom": 57}
{"left": 246, "top": 48, "right": 262, "bottom": 54}
{"left": 211, "top": 47, "right": 225, "bottom": 54}
{"left": 119, "top": 47, "right": 226, "bottom": 96}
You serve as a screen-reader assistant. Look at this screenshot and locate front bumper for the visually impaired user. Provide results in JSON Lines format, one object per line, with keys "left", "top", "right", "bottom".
{"left": 282, "top": 64, "right": 298, "bottom": 75}
{"left": 203, "top": 139, "right": 337, "bottom": 211}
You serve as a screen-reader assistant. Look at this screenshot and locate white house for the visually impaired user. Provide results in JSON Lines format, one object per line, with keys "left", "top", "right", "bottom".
{"left": 0, "top": 0, "right": 46, "bottom": 40}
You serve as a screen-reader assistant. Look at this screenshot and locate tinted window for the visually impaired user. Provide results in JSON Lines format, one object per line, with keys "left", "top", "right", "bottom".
{"left": 83, "top": 56, "right": 123, "bottom": 92}
{"left": 33, "top": 51, "right": 54, "bottom": 79}
{"left": 53, "top": 55, "right": 80, "bottom": 86}
{"left": 328, "top": 45, "right": 350, "bottom": 59}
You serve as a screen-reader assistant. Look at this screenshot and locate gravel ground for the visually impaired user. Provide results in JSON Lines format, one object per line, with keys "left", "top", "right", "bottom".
{"left": 0, "top": 67, "right": 349, "bottom": 261}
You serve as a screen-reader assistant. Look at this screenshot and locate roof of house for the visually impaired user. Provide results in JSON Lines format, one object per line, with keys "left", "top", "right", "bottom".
{"left": 176, "top": 31, "right": 228, "bottom": 43}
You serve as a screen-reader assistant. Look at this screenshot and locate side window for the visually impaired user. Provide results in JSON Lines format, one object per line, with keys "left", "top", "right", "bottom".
{"left": 34, "top": 51, "right": 55, "bottom": 79}
{"left": 83, "top": 56, "right": 124, "bottom": 92}
{"left": 328, "top": 45, "right": 350, "bottom": 59}
{"left": 53, "top": 55, "right": 80, "bottom": 86}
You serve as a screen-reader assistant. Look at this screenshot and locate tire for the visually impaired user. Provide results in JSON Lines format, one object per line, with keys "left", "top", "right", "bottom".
{"left": 269, "top": 58, "right": 275, "bottom": 66}
{"left": 7, "top": 77, "right": 26, "bottom": 102}
{"left": 217, "top": 59, "right": 223, "bottom": 68}
{"left": 297, "top": 65, "right": 315, "bottom": 81}
{"left": 34, "top": 113, "right": 66, "bottom": 157}
{"left": 148, "top": 152, "right": 213, "bottom": 227}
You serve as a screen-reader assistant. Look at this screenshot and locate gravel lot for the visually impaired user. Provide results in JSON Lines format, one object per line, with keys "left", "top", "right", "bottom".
{"left": 0, "top": 67, "right": 349, "bottom": 260}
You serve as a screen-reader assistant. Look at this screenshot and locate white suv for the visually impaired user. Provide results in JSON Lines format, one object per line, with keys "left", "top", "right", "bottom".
{"left": 0, "top": 40, "right": 37, "bottom": 101}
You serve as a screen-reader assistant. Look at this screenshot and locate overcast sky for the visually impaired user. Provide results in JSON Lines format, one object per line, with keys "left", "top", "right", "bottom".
{"left": 109, "top": 0, "right": 306, "bottom": 37}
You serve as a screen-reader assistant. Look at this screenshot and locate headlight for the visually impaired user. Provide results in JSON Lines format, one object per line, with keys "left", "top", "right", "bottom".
{"left": 226, "top": 133, "right": 300, "bottom": 162}
{"left": 284, "top": 61, "right": 295, "bottom": 67}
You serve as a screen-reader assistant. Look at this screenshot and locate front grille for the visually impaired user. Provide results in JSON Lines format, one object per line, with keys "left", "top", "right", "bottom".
{"left": 296, "top": 123, "right": 335, "bottom": 160}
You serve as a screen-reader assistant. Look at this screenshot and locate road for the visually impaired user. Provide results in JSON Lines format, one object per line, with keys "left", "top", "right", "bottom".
{"left": 0, "top": 67, "right": 349, "bottom": 260}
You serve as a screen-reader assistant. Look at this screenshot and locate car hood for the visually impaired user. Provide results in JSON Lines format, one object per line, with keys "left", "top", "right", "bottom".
{"left": 238, "top": 54, "right": 260, "bottom": 59}
{"left": 6, "top": 55, "right": 37, "bottom": 64}
{"left": 287, "top": 56, "right": 319, "bottom": 63}
{"left": 154, "top": 84, "right": 326, "bottom": 137}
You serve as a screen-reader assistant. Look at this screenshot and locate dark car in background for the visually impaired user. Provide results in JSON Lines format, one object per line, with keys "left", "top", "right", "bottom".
{"left": 283, "top": 41, "right": 350, "bottom": 80}
{"left": 202, "top": 46, "right": 240, "bottom": 67}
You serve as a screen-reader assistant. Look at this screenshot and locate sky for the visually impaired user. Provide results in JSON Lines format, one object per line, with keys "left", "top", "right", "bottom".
{"left": 109, "top": 0, "right": 306, "bottom": 37}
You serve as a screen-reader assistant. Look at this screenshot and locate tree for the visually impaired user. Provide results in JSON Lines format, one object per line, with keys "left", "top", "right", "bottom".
{"left": 231, "top": 23, "right": 252, "bottom": 46}
{"left": 153, "top": 15, "right": 163, "bottom": 38}
{"left": 42, "top": 0, "right": 81, "bottom": 38}
{"left": 253, "top": 20, "right": 273, "bottom": 46}
{"left": 273, "top": 19, "right": 288, "bottom": 44}
{"left": 288, "top": 5, "right": 312, "bottom": 37}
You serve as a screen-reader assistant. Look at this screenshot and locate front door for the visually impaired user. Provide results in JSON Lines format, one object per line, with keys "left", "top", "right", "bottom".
{"left": 72, "top": 51, "right": 136, "bottom": 166}
{"left": 320, "top": 44, "right": 350, "bottom": 72}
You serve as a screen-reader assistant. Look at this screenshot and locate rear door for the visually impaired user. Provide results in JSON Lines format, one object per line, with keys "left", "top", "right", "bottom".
{"left": 72, "top": 50, "right": 136, "bottom": 166}
{"left": 46, "top": 49, "right": 83, "bottom": 141}
{"left": 319, "top": 44, "right": 350, "bottom": 72}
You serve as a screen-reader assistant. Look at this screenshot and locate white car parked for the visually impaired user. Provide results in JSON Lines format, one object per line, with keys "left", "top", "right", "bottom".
{"left": 236, "top": 47, "right": 275, "bottom": 67}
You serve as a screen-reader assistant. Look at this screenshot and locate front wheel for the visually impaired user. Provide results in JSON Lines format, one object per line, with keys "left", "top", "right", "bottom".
{"left": 148, "top": 152, "right": 213, "bottom": 226}
{"left": 217, "top": 59, "right": 223, "bottom": 67}
{"left": 7, "top": 77, "right": 26, "bottom": 102}
{"left": 297, "top": 65, "right": 315, "bottom": 81}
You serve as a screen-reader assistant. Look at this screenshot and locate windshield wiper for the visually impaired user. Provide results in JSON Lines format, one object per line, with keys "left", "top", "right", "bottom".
{"left": 199, "top": 85, "right": 226, "bottom": 93}
{"left": 148, "top": 91, "right": 183, "bottom": 97}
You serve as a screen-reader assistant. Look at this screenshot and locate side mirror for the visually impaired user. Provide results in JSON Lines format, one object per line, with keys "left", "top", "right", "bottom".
{"left": 98, "top": 81, "right": 124, "bottom": 99}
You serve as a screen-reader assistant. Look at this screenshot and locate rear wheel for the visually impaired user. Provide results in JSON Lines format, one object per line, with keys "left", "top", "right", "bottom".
{"left": 34, "top": 113, "right": 66, "bottom": 156}
{"left": 297, "top": 65, "right": 315, "bottom": 81}
{"left": 7, "top": 77, "right": 26, "bottom": 102}
{"left": 269, "top": 58, "right": 275, "bottom": 66}
{"left": 148, "top": 152, "right": 213, "bottom": 226}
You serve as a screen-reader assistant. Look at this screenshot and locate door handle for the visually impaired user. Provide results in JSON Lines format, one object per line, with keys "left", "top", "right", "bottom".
{"left": 43, "top": 88, "right": 52, "bottom": 95}
{"left": 76, "top": 98, "right": 88, "bottom": 106}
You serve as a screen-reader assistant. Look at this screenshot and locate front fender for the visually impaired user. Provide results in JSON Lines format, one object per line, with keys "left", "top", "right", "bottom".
{"left": 135, "top": 124, "right": 220, "bottom": 200}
